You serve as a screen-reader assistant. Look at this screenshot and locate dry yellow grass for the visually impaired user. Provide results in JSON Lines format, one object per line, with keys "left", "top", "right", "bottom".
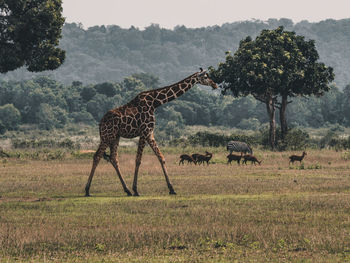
{"left": 0, "top": 148, "right": 349, "bottom": 262}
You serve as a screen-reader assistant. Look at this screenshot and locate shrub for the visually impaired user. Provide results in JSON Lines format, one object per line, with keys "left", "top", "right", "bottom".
{"left": 0, "top": 104, "right": 21, "bottom": 131}
{"left": 70, "top": 111, "right": 95, "bottom": 124}
{"left": 12, "top": 138, "right": 80, "bottom": 149}
{"left": 36, "top": 104, "right": 68, "bottom": 130}
{"left": 259, "top": 127, "right": 310, "bottom": 151}
{"left": 281, "top": 128, "right": 310, "bottom": 150}
{"left": 187, "top": 131, "right": 259, "bottom": 147}
{"left": 187, "top": 132, "right": 229, "bottom": 147}
{"left": 320, "top": 130, "right": 349, "bottom": 150}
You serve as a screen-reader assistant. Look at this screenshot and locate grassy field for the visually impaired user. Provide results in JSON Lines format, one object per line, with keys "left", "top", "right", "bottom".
{"left": 0, "top": 148, "right": 350, "bottom": 262}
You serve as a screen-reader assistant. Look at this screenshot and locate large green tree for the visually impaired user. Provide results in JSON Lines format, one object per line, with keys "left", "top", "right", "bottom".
{"left": 210, "top": 27, "right": 334, "bottom": 149}
{"left": 0, "top": 0, "right": 65, "bottom": 73}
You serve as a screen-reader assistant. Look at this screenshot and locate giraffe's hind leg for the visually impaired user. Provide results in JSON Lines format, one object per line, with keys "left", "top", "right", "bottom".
{"left": 109, "top": 138, "right": 132, "bottom": 196}
{"left": 85, "top": 143, "right": 108, "bottom": 196}
{"left": 146, "top": 133, "right": 176, "bottom": 195}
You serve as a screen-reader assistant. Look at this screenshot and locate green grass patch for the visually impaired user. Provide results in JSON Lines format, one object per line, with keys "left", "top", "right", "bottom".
{"left": 1, "top": 149, "right": 350, "bottom": 262}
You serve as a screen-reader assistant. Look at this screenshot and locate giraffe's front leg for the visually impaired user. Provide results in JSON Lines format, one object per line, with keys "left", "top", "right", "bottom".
{"left": 85, "top": 143, "right": 108, "bottom": 196}
{"left": 146, "top": 133, "right": 176, "bottom": 195}
{"left": 132, "top": 137, "right": 146, "bottom": 196}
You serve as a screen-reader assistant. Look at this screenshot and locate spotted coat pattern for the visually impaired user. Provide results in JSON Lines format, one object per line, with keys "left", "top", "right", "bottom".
{"left": 85, "top": 70, "right": 218, "bottom": 197}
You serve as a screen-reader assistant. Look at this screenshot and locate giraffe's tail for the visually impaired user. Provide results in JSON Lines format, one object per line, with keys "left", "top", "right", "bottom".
{"left": 103, "top": 151, "right": 111, "bottom": 162}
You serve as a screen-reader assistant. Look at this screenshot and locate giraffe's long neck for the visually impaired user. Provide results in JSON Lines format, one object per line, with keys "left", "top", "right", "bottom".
{"left": 148, "top": 73, "right": 199, "bottom": 108}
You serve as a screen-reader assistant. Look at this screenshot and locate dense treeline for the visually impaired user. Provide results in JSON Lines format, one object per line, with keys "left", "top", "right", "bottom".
{"left": 1, "top": 19, "right": 350, "bottom": 88}
{"left": 0, "top": 75, "right": 350, "bottom": 137}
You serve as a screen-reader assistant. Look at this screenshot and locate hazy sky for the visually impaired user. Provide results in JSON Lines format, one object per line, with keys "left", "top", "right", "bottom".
{"left": 62, "top": 0, "right": 350, "bottom": 29}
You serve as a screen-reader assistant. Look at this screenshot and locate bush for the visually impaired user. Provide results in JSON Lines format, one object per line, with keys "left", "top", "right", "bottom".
{"left": 70, "top": 111, "right": 95, "bottom": 124}
{"left": 259, "top": 127, "right": 310, "bottom": 150}
{"left": 281, "top": 128, "right": 310, "bottom": 150}
{"left": 320, "top": 131, "right": 349, "bottom": 150}
{"left": 0, "top": 104, "right": 21, "bottom": 131}
{"left": 186, "top": 131, "right": 259, "bottom": 147}
{"left": 187, "top": 132, "right": 230, "bottom": 147}
{"left": 36, "top": 104, "right": 68, "bottom": 130}
{"left": 12, "top": 138, "right": 80, "bottom": 149}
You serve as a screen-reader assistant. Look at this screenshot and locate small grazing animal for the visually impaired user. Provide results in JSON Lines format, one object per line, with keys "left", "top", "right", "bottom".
{"left": 242, "top": 154, "right": 262, "bottom": 165}
{"left": 227, "top": 153, "right": 243, "bottom": 165}
{"left": 179, "top": 154, "right": 195, "bottom": 165}
{"left": 196, "top": 151, "right": 213, "bottom": 165}
{"left": 289, "top": 151, "right": 307, "bottom": 164}
{"left": 191, "top": 153, "right": 201, "bottom": 164}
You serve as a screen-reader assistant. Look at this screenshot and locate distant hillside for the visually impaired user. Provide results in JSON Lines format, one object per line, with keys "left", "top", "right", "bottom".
{"left": 1, "top": 18, "right": 350, "bottom": 88}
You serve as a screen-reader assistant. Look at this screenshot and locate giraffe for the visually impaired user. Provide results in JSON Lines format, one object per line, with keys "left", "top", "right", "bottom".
{"left": 85, "top": 68, "right": 218, "bottom": 197}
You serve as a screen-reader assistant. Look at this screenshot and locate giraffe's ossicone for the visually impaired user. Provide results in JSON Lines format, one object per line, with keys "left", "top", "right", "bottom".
{"left": 85, "top": 69, "right": 218, "bottom": 197}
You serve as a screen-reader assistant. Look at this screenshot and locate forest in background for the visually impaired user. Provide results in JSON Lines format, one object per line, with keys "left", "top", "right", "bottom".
{"left": 1, "top": 18, "right": 350, "bottom": 89}
{"left": 1, "top": 74, "right": 350, "bottom": 149}
{"left": 1, "top": 18, "right": 350, "bottom": 150}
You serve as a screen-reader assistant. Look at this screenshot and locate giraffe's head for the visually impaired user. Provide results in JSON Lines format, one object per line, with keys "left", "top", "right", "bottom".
{"left": 196, "top": 68, "right": 219, "bottom": 90}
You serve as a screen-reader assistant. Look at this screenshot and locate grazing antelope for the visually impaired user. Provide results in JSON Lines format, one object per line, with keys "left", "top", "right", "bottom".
{"left": 242, "top": 154, "right": 262, "bottom": 165}
{"left": 196, "top": 151, "right": 213, "bottom": 166}
{"left": 227, "top": 153, "right": 243, "bottom": 165}
{"left": 191, "top": 153, "right": 200, "bottom": 164}
{"left": 289, "top": 151, "right": 307, "bottom": 164}
{"left": 179, "top": 154, "right": 195, "bottom": 165}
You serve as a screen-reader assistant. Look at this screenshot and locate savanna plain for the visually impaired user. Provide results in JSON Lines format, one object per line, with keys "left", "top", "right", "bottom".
{"left": 0, "top": 148, "right": 350, "bottom": 262}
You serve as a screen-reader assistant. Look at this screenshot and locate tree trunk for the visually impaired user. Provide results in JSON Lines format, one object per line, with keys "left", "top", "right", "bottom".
{"left": 280, "top": 94, "right": 288, "bottom": 140}
{"left": 266, "top": 96, "right": 276, "bottom": 150}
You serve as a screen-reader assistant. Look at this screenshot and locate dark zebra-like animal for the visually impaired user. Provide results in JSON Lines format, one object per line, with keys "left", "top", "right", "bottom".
{"left": 227, "top": 141, "right": 253, "bottom": 155}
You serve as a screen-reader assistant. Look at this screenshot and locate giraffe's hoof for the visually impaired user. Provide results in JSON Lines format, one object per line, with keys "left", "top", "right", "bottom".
{"left": 133, "top": 192, "right": 140, "bottom": 197}
{"left": 85, "top": 193, "right": 91, "bottom": 197}
{"left": 125, "top": 190, "right": 132, "bottom": 196}
{"left": 169, "top": 191, "right": 177, "bottom": 195}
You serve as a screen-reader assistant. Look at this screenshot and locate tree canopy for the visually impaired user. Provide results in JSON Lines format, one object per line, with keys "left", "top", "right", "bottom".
{"left": 0, "top": 0, "right": 65, "bottom": 73}
{"left": 210, "top": 27, "right": 334, "bottom": 149}
{"left": 0, "top": 74, "right": 349, "bottom": 146}
{"left": 1, "top": 19, "right": 349, "bottom": 87}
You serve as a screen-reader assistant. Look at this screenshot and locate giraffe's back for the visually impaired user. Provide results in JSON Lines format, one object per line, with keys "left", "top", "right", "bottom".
{"left": 99, "top": 104, "right": 155, "bottom": 142}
